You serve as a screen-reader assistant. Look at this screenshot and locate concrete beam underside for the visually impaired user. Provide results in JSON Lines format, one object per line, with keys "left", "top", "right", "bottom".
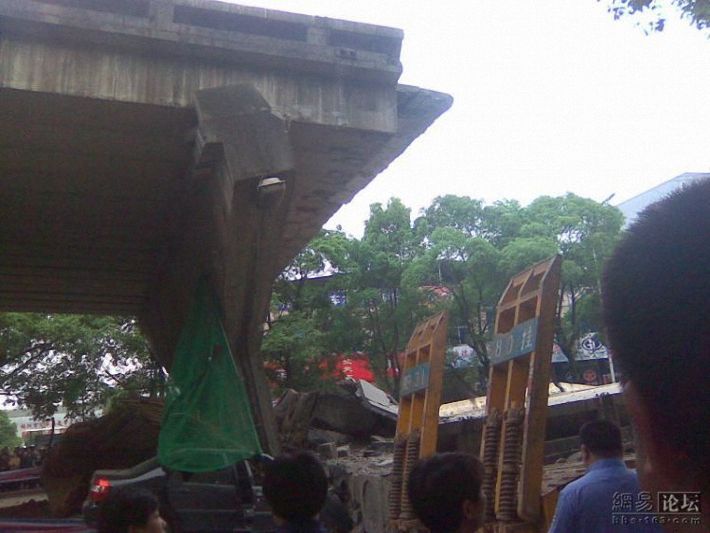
{"left": 0, "top": 0, "right": 452, "bottom": 453}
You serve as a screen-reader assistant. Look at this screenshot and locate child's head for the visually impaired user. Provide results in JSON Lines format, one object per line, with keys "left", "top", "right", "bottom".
{"left": 97, "top": 486, "right": 166, "bottom": 533}
{"left": 408, "top": 453, "right": 485, "bottom": 533}
{"left": 263, "top": 452, "right": 328, "bottom": 525}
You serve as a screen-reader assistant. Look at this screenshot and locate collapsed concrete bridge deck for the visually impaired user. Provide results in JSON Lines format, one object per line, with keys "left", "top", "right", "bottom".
{"left": 0, "top": 0, "right": 452, "bottom": 451}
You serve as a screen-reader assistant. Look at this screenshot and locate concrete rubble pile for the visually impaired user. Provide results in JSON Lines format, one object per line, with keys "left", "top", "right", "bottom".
{"left": 273, "top": 380, "right": 399, "bottom": 533}
{"left": 41, "top": 398, "right": 163, "bottom": 517}
{"left": 273, "top": 379, "right": 398, "bottom": 450}
{"left": 323, "top": 443, "right": 394, "bottom": 533}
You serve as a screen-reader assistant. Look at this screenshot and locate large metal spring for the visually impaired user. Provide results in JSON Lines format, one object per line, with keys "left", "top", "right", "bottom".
{"left": 388, "top": 436, "right": 407, "bottom": 520}
{"left": 481, "top": 409, "right": 501, "bottom": 523}
{"left": 398, "top": 431, "right": 421, "bottom": 521}
{"left": 496, "top": 407, "right": 524, "bottom": 522}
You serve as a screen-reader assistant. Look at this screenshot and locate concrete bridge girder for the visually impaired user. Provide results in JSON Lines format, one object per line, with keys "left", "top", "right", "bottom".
{"left": 140, "top": 83, "right": 299, "bottom": 453}
{"left": 0, "top": 0, "right": 452, "bottom": 452}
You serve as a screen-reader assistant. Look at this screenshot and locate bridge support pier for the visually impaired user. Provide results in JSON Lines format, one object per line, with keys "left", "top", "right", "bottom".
{"left": 0, "top": 0, "right": 452, "bottom": 455}
{"left": 139, "top": 84, "right": 295, "bottom": 454}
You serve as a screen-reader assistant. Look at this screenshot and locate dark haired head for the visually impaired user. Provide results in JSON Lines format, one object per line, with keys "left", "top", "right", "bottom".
{"left": 407, "top": 453, "right": 484, "bottom": 533}
{"left": 579, "top": 420, "right": 622, "bottom": 458}
{"left": 97, "top": 487, "right": 160, "bottom": 533}
{"left": 263, "top": 452, "right": 328, "bottom": 524}
{"left": 602, "top": 178, "right": 710, "bottom": 483}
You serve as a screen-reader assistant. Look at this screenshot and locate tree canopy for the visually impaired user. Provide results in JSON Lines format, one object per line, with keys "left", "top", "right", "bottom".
{"left": 0, "top": 314, "right": 162, "bottom": 420}
{"left": 266, "top": 192, "right": 624, "bottom": 396}
{"left": 1, "top": 193, "right": 624, "bottom": 409}
{"left": 604, "top": 0, "right": 710, "bottom": 33}
{"left": 0, "top": 411, "right": 21, "bottom": 449}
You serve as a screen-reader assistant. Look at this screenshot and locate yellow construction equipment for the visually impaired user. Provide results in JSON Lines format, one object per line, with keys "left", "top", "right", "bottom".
{"left": 388, "top": 311, "right": 449, "bottom": 532}
{"left": 388, "top": 256, "right": 563, "bottom": 533}
{"left": 480, "top": 255, "right": 562, "bottom": 533}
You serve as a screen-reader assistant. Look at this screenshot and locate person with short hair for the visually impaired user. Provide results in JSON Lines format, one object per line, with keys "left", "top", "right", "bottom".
{"left": 263, "top": 452, "right": 328, "bottom": 533}
{"left": 407, "top": 452, "right": 485, "bottom": 533}
{"left": 550, "top": 420, "right": 660, "bottom": 532}
{"left": 97, "top": 486, "right": 167, "bottom": 533}
{"left": 603, "top": 178, "right": 709, "bottom": 531}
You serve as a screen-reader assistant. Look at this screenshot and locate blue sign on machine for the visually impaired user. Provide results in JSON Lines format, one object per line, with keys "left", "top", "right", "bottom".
{"left": 400, "top": 362, "right": 431, "bottom": 396}
{"left": 486, "top": 317, "right": 539, "bottom": 366}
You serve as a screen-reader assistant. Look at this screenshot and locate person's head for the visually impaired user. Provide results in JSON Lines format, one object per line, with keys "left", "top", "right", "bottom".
{"left": 579, "top": 420, "right": 623, "bottom": 466}
{"left": 602, "top": 179, "right": 710, "bottom": 497}
{"left": 263, "top": 452, "right": 328, "bottom": 525}
{"left": 408, "top": 453, "right": 484, "bottom": 533}
{"left": 97, "top": 487, "right": 167, "bottom": 533}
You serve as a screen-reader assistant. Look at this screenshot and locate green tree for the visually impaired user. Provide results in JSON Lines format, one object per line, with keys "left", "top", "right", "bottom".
{"left": 266, "top": 228, "right": 360, "bottom": 390}
{"left": 271, "top": 229, "right": 350, "bottom": 316}
{"left": 0, "top": 313, "right": 160, "bottom": 420}
{"left": 0, "top": 411, "right": 21, "bottom": 448}
{"left": 411, "top": 197, "right": 535, "bottom": 391}
{"left": 520, "top": 194, "right": 624, "bottom": 360}
{"left": 481, "top": 200, "right": 525, "bottom": 248}
{"left": 410, "top": 193, "right": 622, "bottom": 388}
{"left": 261, "top": 311, "right": 328, "bottom": 391}
{"left": 349, "top": 199, "right": 429, "bottom": 393}
{"left": 269, "top": 193, "right": 623, "bottom": 395}
{"left": 414, "top": 195, "right": 487, "bottom": 240}
{"left": 499, "top": 236, "right": 559, "bottom": 275}
{"left": 406, "top": 230, "right": 502, "bottom": 388}
{"left": 603, "top": 0, "right": 710, "bottom": 33}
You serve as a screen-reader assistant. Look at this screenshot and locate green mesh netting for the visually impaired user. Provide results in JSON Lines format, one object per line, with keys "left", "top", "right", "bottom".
{"left": 158, "top": 280, "right": 262, "bottom": 472}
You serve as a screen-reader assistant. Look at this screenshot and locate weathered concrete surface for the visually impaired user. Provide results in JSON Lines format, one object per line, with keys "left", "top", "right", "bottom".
{"left": 348, "top": 474, "right": 391, "bottom": 533}
{"left": 0, "top": 0, "right": 452, "bottom": 452}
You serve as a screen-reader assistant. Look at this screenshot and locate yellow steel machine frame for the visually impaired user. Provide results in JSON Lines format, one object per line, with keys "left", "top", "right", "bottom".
{"left": 389, "top": 311, "right": 449, "bottom": 532}
{"left": 480, "top": 256, "right": 561, "bottom": 533}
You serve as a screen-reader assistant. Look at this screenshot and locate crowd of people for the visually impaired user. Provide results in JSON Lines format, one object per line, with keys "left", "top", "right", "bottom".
{"left": 0, "top": 446, "right": 43, "bottom": 471}
{"left": 96, "top": 180, "right": 708, "bottom": 532}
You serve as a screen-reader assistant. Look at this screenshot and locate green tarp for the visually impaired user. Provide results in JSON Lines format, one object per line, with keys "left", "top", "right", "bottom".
{"left": 158, "top": 280, "right": 262, "bottom": 472}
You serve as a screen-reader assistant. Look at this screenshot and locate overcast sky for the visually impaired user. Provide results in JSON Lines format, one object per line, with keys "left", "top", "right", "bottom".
{"left": 231, "top": 1, "right": 709, "bottom": 236}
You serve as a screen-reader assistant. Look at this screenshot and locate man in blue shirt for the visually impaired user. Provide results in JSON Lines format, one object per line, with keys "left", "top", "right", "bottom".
{"left": 549, "top": 420, "right": 662, "bottom": 532}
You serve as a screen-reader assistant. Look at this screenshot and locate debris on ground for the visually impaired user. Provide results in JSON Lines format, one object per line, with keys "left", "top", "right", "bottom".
{"left": 308, "top": 428, "right": 353, "bottom": 447}
{"left": 274, "top": 380, "right": 397, "bottom": 450}
{"left": 272, "top": 380, "right": 400, "bottom": 532}
{"left": 318, "top": 443, "right": 338, "bottom": 461}
{"left": 324, "top": 438, "right": 394, "bottom": 478}
{"left": 321, "top": 440, "right": 394, "bottom": 533}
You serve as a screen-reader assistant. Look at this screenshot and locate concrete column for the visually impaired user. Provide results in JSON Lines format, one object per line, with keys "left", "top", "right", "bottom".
{"left": 139, "top": 84, "right": 295, "bottom": 454}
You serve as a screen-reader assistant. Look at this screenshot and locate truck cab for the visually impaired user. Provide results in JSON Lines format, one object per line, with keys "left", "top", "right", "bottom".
{"left": 83, "top": 457, "right": 274, "bottom": 532}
